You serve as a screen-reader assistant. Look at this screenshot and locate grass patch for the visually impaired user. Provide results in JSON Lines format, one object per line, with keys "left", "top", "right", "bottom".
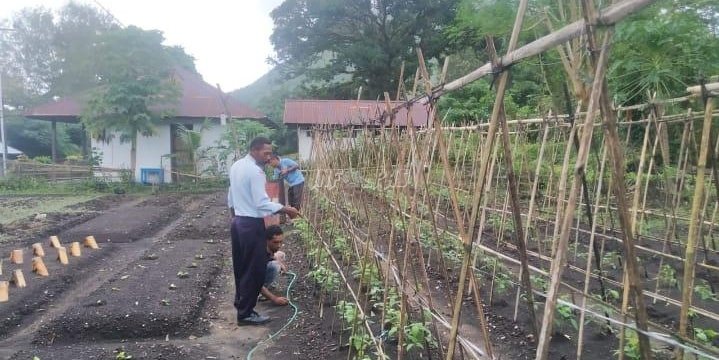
{"left": 0, "top": 194, "right": 100, "bottom": 226}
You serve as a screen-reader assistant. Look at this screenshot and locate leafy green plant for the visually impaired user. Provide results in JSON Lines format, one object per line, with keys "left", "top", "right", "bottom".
{"left": 694, "top": 280, "right": 717, "bottom": 302}
{"left": 376, "top": 290, "right": 401, "bottom": 339}
{"left": 336, "top": 300, "right": 365, "bottom": 329}
{"left": 333, "top": 235, "right": 352, "bottom": 261}
{"left": 530, "top": 274, "right": 548, "bottom": 291}
{"left": 308, "top": 265, "right": 340, "bottom": 293}
{"left": 694, "top": 327, "right": 718, "bottom": 346}
{"left": 614, "top": 329, "right": 641, "bottom": 360}
{"left": 404, "top": 321, "right": 437, "bottom": 352}
{"left": 555, "top": 299, "right": 578, "bottom": 331}
{"left": 349, "top": 329, "right": 373, "bottom": 358}
{"left": 115, "top": 350, "right": 133, "bottom": 360}
{"left": 657, "top": 264, "right": 677, "bottom": 288}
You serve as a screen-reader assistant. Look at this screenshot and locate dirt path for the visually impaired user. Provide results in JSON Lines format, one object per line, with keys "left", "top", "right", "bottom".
{"left": 0, "top": 191, "right": 302, "bottom": 360}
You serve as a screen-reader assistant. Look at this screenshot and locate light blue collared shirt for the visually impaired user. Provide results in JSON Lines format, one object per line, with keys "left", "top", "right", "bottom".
{"left": 227, "top": 154, "right": 284, "bottom": 218}
{"left": 272, "top": 157, "right": 305, "bottom": 187}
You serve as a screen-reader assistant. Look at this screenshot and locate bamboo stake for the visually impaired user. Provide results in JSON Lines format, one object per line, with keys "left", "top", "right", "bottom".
{"left": 0, "top": 281, "right": 8, "bottom": 302}
{"left": 677, "top": 97, "right": 715, "bottom": 356}
{"left": 12, "top": 269, "right": 26, "bottom": 288}
{"left": 70, "top": 242, "right": 82, "bottom": 257}
{"left": 49, "top": 235, "right": 61, "bottom": 248}
{"left": 576, "top": 143, "right": 608, "bottom": 359}
{"left": 9, "top": 249, "right": 23, "bottom": 264}
{"left": 485, "top": 34, "right": 539, "bottom": 337}
{"left": 630, "top": 109, "right": 653, "bottom": 237}
{"left": 57, "top": 247, "right": 69, "bottom": 265}
{"left": 32, "top": 243, "right": 45, "bottom": 257}
{"left": 32, "top": 256, "right": 49, "bottom": 276}
{"left": 536, "top": 31, "right": 611, "bottom": 360}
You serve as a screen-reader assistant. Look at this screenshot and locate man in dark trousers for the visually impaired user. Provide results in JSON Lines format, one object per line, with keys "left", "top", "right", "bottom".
{"left": 228, "top": 137, "right": 299, "bottom": 325}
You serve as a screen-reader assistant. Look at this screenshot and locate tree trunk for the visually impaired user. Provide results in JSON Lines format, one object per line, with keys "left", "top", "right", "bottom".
{"left": 130, "top": 129, "right": 137, "bottom": 182}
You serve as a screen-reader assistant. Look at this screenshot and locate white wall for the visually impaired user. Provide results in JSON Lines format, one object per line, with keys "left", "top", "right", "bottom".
{"left": 91, "top": 125, "right": 172, "bottom": 183}
{"left": 298, "top": 128, "right": 314, "bottom": 162}
{"left": 136, "top": 124, "right": 172, "bottom": 183}
{"left": 92, "top": 133, "right": 131, "bottom": 177}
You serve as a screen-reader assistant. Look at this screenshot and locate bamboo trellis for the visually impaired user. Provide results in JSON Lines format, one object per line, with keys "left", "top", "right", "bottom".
{"left": 289, "top": 0, "right": 719, "bottom": 359}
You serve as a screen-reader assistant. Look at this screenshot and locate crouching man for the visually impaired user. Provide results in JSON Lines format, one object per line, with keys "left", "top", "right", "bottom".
{"left": 260, "top": 225, "right": 289, "bottom": 306}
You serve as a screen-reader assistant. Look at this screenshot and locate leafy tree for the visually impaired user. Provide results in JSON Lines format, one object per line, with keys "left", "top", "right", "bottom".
{"left": 51, "top": 2, "right": 119, "bottom": 95}
{"left": 270, "top": 0, "right": 459, "bottom": 98}
{"left": 2, "top": 7, "right": 59, "bottom": 96}
{"left": 81, "top": 26, "right": 180, "bottom": 180}
{"left": 610, "top": 0, "right": 719, "bottom": 105}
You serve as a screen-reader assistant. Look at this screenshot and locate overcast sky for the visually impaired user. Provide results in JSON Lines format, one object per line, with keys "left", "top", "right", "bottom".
{"left": 2, "top": 0, "right": 285, "bottom": 91}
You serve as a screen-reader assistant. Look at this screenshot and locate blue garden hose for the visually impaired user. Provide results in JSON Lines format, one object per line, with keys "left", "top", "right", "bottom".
{"left": 246, "top": 271, "right": 299, "bottom": 360}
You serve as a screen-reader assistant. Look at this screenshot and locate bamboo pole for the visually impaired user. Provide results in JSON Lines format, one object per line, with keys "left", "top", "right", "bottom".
{"left": 377, "top": 0, "right": 656, "bottom": 123}
{"left": 535, "top": 31, "right": 611, "bottom": 360}
{"left": 576, "top": 143, "right": 608, "bottom": 359}
{"left": 677, "top": 97, "right": 716, "bottom": 357}
{"left": 485, "top": 34, "right": 539, "bottom": 337}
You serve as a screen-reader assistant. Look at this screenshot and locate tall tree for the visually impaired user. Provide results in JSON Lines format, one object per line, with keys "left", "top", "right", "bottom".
{"left": 610, "top": 0, "right": 719, "bottom": 104}
{"left": 270, "top": 0, "right": 458, "bottom": 98}
{"left": 81, "top": 26, "right": 180, "bottom": 179}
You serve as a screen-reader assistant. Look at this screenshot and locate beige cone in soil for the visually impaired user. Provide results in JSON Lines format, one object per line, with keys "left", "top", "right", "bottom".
{"left": 57, "top": 247, "right": 69, "bottom": 265}
{"left": 9, "top": 249, "right": 23, "bottom": 264}
{"left": 12, "top": 269, "right": 26, "bottom": 288}
{"left": 49, "top": 236, "right": 61, "bottom": 248}
{"left": 70, "top": 242, "right": 82, "bottom": 257}
{"left": 84, "top": 236, "right": 99, "bottom": 249}
{"left": 32, "top": 257, "right": 49, "bottom": 277}
{"left": 0, "top": 281, "right": 8, "bottom": 302}
{"left": 32, "top": 243, "right": 45, "bottom": 257}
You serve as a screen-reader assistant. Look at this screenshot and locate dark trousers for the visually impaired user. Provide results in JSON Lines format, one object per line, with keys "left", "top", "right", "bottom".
{"left": 288, "top": 182, "right": 304, "bottom": 210}
{"left": 230, "top": 216, "right": 267, "bottom": 319}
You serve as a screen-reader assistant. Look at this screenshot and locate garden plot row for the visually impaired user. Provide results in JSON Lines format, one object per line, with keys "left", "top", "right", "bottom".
{"left": 35, "top": 237, "right": 223, "bottom": 343}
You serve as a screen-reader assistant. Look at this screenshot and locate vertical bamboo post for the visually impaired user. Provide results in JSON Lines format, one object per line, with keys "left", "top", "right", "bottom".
{"left": 576, "top": 143, "right": 608, "bottom": 359}
{"left": 535, "top": 32, "right": 610, "bottom": 360}
{"left": 677, "top": 97, "right": 715, "bottom": 356}
{"left": 485, "top": 34, "right": 539, "bottom": 337}
{"left": 445, "top": 2, "right": 530, "bottom": 358}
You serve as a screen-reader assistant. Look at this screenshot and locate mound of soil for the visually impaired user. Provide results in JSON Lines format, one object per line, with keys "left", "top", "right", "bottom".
{"left": 60, "top": 205, "right": 177, "bottom": 244}
{"left": 9, "top": 342, "right": 208, "bottom": 360}
{"left": 35, "top": 238, "right": 223, "bottom": 343}
{"left": 0, "top": 244, "right": 113, "bottom": 339}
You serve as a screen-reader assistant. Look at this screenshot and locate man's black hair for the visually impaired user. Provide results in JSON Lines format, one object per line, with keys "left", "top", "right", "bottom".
{"left": 270, "top": 153, "right": 280, "bottom": 160}
{"left": 249, "top": 136, "right": 272, "bottom": 151}
{"left": 266, "top": 225, "right": 283, "bottom": 240}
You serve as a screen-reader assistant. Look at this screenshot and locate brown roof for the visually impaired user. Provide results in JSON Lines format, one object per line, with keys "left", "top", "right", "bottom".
{"left": 283, "top": 99, "right": 429, "bottom": 127}
{"left": 25, "top": 67, "right": 265, "bottom": 122}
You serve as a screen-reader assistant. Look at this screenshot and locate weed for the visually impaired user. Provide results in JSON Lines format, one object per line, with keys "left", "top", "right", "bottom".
{"left": 115, "top": 350, "right": 133, "bottom": 360}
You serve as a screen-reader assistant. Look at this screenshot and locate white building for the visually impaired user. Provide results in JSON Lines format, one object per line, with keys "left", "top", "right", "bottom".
{"left": 26, "top": 68, "right": 271, "bottom": 183}
{"left": 283, "top": 99, "right": 430, "bottom": 162}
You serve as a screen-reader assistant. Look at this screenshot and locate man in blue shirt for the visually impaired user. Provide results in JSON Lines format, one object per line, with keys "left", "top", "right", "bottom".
{"left": 228, "top": 137, "right": 299, "bottom": 325}
{"left": 269, "top": 154, "right": 305, "bottom": 211}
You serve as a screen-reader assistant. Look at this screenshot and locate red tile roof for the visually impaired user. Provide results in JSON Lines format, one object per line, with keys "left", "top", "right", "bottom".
{"left": 283, "top": 99, "right": 429, "bottom": 127}
{"left": 25, "top": 67, "right": 265, "bottom": 121}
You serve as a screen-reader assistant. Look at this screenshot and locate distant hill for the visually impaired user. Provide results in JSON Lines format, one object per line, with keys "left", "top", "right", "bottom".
{"left": 230, "top": 67, "right": 307, "bottom": 109}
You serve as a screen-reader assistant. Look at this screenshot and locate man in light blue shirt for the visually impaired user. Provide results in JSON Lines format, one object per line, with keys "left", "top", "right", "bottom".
{"left": 227, "top": 137, "right": 299, "bottom": 326}
{"left": 269, "top": 154, "right": 305, "bottom": 211}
